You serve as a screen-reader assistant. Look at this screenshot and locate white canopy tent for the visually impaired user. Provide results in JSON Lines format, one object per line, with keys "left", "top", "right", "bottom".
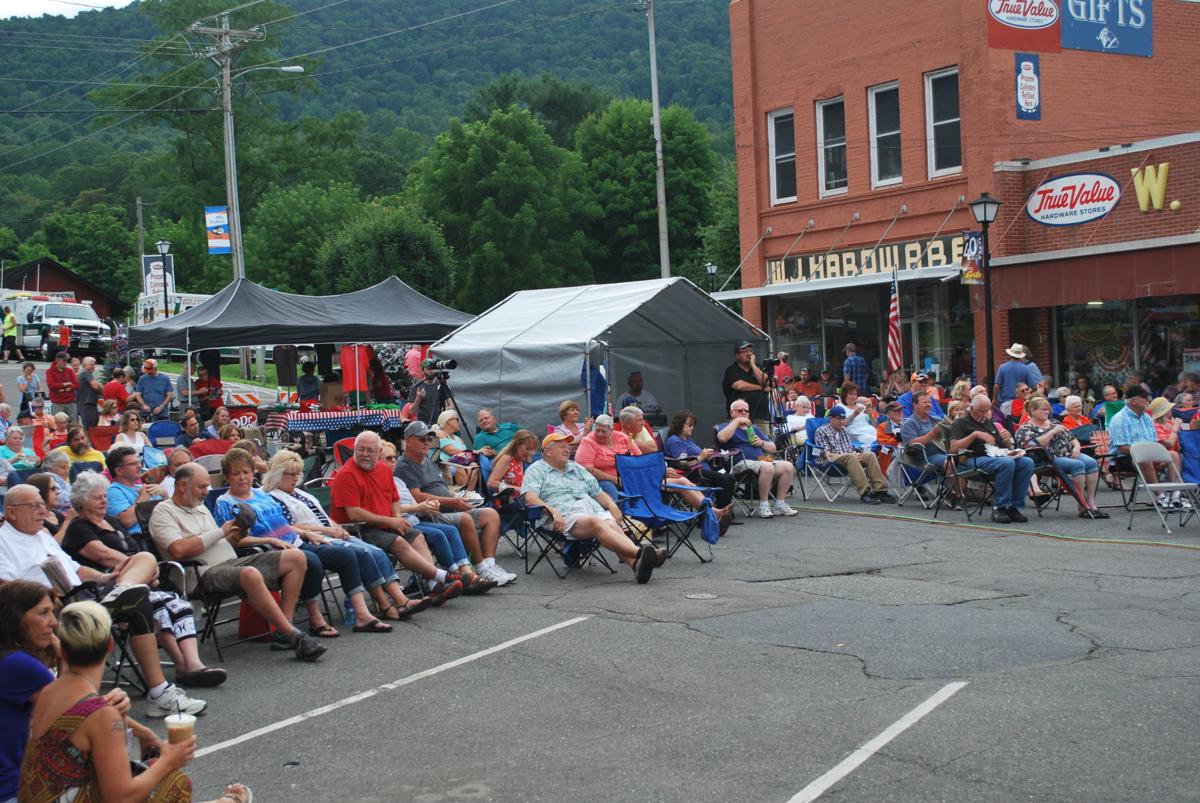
{"left": 430, "top": 278, "right": 769, "bottom": 435}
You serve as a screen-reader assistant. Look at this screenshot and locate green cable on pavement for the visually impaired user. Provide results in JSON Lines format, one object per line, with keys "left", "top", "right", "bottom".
{"left": 790, "top": 504, "right": 1200, "bottom": 551}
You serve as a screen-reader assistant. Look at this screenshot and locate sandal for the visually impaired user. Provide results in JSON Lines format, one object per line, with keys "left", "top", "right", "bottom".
{"left": 307, "top": 623, "right": 340, "bottom": 638}
{"left": 352, "top": 618, "right": 393, "bottom": 634}
{"left": 215, "top": 783, "right": 253, "bottom": 803}
{"left": 1090, "top": 508, "right": 1110, "bottom": 519}
{"left": 379, "top": 598, "right": 432, "bottom": 621}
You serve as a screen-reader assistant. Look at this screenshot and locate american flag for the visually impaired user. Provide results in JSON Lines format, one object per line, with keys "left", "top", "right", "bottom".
{"left": 886, "top": 269, "right": 902, "bottom": 374}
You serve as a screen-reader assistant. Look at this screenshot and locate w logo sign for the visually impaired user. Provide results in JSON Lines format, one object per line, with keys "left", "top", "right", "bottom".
{"left": 1131, "top": 163, "right": 1176, "bottom": 213}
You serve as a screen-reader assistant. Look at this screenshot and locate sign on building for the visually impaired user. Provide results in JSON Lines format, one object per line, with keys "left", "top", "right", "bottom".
{"left": 1061, "top": 0, "right": 1153, "bottom": 57}
{"left": 1026, "top": 173, "right": 1122, "bottom": 225}
{"left": 1015, "top": 54, "right": 1042, "bottom": 120}
{"left": 767, "top": 234, "right": 966, "bottom": 286}
{"left": 988, "top": 0, "right": 1062, "bottom": 51}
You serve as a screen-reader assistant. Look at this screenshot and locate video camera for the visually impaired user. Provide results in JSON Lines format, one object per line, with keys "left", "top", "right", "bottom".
{"left": 761, "top": 357, "right": 782, "bottom": 372}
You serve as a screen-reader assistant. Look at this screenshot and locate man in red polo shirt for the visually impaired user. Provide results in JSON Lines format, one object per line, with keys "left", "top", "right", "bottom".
{"left": 330, "top": 429, "right": 463, "bottom": 602}
{"left": 45, "top": 350, "right": 79, "bottom": 423}
{"left": 103, "top": 366, "right": 133, "bottom": 408}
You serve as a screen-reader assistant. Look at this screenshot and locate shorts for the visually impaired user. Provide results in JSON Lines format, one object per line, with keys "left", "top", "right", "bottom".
{"left": 561, "top": 504, "right": 613, "bottom": 539}
{"left": 434, "top": 507, "right": 490, "bottom": 529}
{"left": 734, "top": 458, "right": 775, "bottom": 475}
{"left": 358, "top": 526, "right": 403, "bottom": 551}
{"left": 200, "top": 551, "right": 283, "bottom": 596}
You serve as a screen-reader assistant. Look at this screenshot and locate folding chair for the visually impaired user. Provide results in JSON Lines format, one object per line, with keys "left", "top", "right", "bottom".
{"left": 1126, "top": 441, "right": 1200, "bottom": 535}
{"left": 147, "top": 420, "right": 182, "bottom": 447}
{"left": 932, "top": 453, "right": 995, "bottom": 522}
{"left": 195, "top": 453, "right": 225, "bottom": 473}
{"left": 799, "top": 418, "right": 854, "bottom": 502}
{"left": 617, "top": 452, "right": 712, "bottom": 562}
{"left": 88, "top": 425, "right": 119, "bottom": 451}
{"left": 1180, "top": 429, "right": 1200, "bottom": 484}
{"left": 70, "top": 460, "right": 103, "bottom": 481}
{"left": 891, "top": 443, "right": 942, "bottom": 509}
{"left": 711, "top": 425, "right": 757, "bottom": 515}
{"left": 1024, "top": 447, "right": 1071, "bottom": 517}
{"left": 332, "top": 437, "right": 356, "bottom": 467}
{"left": 522, "top": 503, "right": 617, "bottom": 578}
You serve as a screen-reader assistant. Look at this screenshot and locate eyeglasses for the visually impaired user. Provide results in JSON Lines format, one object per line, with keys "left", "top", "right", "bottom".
{"left": 383, "top": 456, "right": 398, "bottom": 462}
{"left": 7, "top": 501, "right": 46, "bottom": 509}
{"left": 121, "top": 460, "right": 142, "bottom": 469}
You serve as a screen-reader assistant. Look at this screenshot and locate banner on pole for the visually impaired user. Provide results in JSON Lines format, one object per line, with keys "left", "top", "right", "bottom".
{"left": 205, "top": 206, "right": 232, "bottom": 254}
{"left": 141, "top": 254, "right": 175, "bottom": 296}
{"left": 960, "top": 231, "right": 983, "bottom": 285}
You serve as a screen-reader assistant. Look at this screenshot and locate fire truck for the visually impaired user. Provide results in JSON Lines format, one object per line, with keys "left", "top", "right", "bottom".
{"left": 0, "top": 290, "right": 115, "bottom": 360}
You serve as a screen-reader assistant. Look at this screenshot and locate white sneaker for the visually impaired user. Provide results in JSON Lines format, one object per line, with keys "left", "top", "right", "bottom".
{"left": 491, "top": 562, "right": 518, "bottom": 584}
{"left": 1157, "top": 493, "right": 1171, "bottom": 507}
{"left": 145, "top": 684, "right": 206, "bottom": 718}
{"left": 478, "top": 564, "right": 514, "bottom": 587}
{"left": 753, "top": 501, "right": 773, "bottom": 518}
{"left": 772, "top": 500, "right": 799, "bottom": 517}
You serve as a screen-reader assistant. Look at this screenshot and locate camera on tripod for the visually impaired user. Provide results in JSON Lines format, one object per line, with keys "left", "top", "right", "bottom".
{"left": 761, "top": 356, "right": 782, "bottom": 371}
{"left": 426, "top": 359, "right": 456, "bottom": 371}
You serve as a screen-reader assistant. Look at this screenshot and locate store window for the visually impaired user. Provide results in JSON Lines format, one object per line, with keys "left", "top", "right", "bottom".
{"left": 1058, "top": 301, "right": 1135, "bottom": 391}
{"left": 816, "top": 97, "right": 847, "bottom": 196}
{"left": 772, "top": 294, "right": 824, "bottom": 375}
{"left": 1137, "top": 294, "right": 1200, "bottom": 390}
{"left": 924, "top": 67, "right": 961, "bottom": 177}
{"left": 868, "top": 82, "right": 902, "bottom": 187}
{"left": 768, "top": 109, "right": 797, "bottom": 204}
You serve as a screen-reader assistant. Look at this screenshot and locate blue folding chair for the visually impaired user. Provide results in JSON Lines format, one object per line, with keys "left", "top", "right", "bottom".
{"left": 518, "top": 500, "right": 616, "bottom": 578}
{"left": 147, "top": 420, "right": 182, "bottom": 447}
{"left": 1180, "top": 429, "right": 1200, "bottom": 484}
{"left": 799, "top": 418, "right": 853, "bottom": 502}
{"left": 616, "top": 452, "right": 712, "bottom": 562}
{"left": 69, "top": 460, "right": 103, "bottom": 481}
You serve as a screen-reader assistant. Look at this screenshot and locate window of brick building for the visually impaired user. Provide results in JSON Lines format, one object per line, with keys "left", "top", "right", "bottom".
{"left": 924, "top": 68, "right": 961, "bottom": 177}
{"left": 868, "top": 82, "right": 902, "bottom": 188}
{"left": 816, "top": 97, "right": 847, "bottom": 196}
{"left": 768, "top": 109, "right": 796, "bottom": 204}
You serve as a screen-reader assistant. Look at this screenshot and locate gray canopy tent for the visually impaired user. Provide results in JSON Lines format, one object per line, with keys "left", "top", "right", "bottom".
{"left": 128, "top": 276, "right": 472, "bottom": 352}
{"left": 430, "top": 278, "right": 769, "bottom": 434}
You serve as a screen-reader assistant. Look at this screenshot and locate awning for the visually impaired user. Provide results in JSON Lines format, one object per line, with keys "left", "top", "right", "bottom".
{"left": 712, "top": 267, "right": 960, "bottom": 301}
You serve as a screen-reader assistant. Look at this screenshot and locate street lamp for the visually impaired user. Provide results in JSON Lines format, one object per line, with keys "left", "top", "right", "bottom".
{"left": 220, "top": 63, "right": 303, "bottom": 376}
{"left": 155, "top": 238, "right": 171, "bottom": 320}
{"left": 969, "top": 192, "right": 1002, "bottom": 386}
{"left": 705, "top": 261, "right": 718, "bottom": 292}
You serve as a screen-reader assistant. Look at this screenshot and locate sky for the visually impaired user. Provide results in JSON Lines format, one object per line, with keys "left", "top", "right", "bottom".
{"left": 2, "top": 0, "right": 135, "bottom": 19}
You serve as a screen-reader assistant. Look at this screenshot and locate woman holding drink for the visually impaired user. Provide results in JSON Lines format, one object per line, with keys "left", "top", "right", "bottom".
{"left": 19, "top": 600, "right": 251, "bottom": 803}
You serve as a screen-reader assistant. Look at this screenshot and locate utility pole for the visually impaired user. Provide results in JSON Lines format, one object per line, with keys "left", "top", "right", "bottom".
{"left": 136, "top": 196, "right": 145, "bottom": 266}
{"left": 191, "top": 13, "right": 263, "bottom": 378}
{"left": 639, "top": 0, "right": 671, "bottom": 278}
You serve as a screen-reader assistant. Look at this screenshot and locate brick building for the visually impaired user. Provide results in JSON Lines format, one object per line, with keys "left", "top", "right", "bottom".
{"left": 721, "top": 0, "right": 1200, "bottom": 394}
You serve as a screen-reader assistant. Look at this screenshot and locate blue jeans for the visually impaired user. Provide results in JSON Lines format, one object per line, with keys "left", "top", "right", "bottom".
{"left": 598, "top": 480, "right": 620, "bottom": 499}
{"left": 967, "top": 455, "right": 1035, "bottom": 510}
{"left": 414, "top": 521, "right": 469, "bottom": 568}
{"left": 324, "top": 536, "right": 397, "bottom": 589}
{"left": 295, "top": 547, "right": 326, "bottom": 603}
{"left": 301, "top": 542, "right": 365, "bottom": 598}
{"left": 1054, "top": 454, "right": 1099, "bottom": 477}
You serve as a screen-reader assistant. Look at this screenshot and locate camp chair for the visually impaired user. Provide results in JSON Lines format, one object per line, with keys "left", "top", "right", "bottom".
{"left": 88, "top": 425, "right": 119, "bottom": 451}
{"left": 711, "top": 425, "right": 760, "bottom": 515}
{"left": 190, "top": 438, "right": 231, "bottom": 458}
{"left": 147, "top": 420, "right": 181, "bottom": 447}
{"left": 617, "top": 452, "right": 712, "bottom": 562}
{"left": 521, "top": 501, "right": 616, "bottom": 578}
{"left": 1023, "top": 446, "right": 1075, "bottom": 517}
{"left": 1125, "top": 441, "right": 1200, "bottom": 535}
{"left": 332, "top": 437, "right": 356, "bottom": 467}
{"left": 1180, "top": 429, "right": 1200, "bottom": 484}
{"left": 195, "top": 453, "right": 225, "bottom": 473}
{"left": 932, "top": 452, "right": 996, "bottom": 522}
{"left": 69, "top": 460, "right": 103, "bottom": 481}
{"left": 799, "top": 418, "right": 854, "bottom": 502}
{"left": 891, "top": 442, "right": 942, "bottom": 509}
{"left": 32, "top": 425, "right": 46, "bottom": 459}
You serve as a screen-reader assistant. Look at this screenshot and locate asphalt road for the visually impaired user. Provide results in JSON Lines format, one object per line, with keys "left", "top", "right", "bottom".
{"left": 3, "top": 362, "right": 1198, "bottom": 802}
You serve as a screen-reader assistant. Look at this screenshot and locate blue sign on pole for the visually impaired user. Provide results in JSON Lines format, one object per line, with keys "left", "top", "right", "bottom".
{"left": 1061, "top": 0, "right": 1153, "bottom": 57}
{"left": 1015, "top": 54, "right": 1042, "bottom": 120}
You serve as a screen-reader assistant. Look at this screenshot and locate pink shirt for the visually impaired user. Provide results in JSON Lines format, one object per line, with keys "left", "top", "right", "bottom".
{"left": 574, "top": 430, "right": 640, "bottom": 474}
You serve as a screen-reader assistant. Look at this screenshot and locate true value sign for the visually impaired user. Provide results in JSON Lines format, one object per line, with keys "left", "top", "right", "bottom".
{"left": 1026, "top": 172, "right": 1121, "bottom": 226}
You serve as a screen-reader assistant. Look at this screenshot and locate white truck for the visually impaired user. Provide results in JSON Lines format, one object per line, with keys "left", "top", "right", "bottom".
{"left": 0, "top": 290, "right": 115, "bottom": 360}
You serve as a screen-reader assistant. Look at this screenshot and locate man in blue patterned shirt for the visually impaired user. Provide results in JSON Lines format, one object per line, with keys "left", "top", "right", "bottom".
{"left": 521, "top": 432, "right": 666, "bottom": 583}
{"left": 842, "top": 343, "right": 870, "bottom": 392}
{"left": 812, "top": 405, "right": 893, "bottom": 505}
{"left": 1109, "top": 387, "right": 1181, "bottom": 501}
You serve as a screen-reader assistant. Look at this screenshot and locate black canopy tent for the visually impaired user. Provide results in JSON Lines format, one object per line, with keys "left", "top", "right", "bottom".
{"left": 128, "top": 276, "right": 472, "bottom": 352}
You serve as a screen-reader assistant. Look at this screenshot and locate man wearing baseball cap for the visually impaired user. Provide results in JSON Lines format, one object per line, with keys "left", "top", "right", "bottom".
{"left": 722, "top": 341, "right": 771, "bottom": 428}
{"left": 131, "top": 358, "right": 174, "bottom": 421}
{"left": 407, "top": 359, "right": 442, "bottom": 424}
{"left": 523, "top": 431, "right": 667, "bottom": 583}
{"left": 811, "top": 405, "right": 894, "bottom": 504}
{"left": 897, "top": 372, "right": 944, "bottom": 419}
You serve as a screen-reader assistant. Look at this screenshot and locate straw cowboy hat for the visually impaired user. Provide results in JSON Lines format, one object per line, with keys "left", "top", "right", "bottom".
{"left": 1148, "top": 397, "right": 1175, "bottom": 420}
{"left": 1005, "top": 343, "right": 1028, "bottom": 359}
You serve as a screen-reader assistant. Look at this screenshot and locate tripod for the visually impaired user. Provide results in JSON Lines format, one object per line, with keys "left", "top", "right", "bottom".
{"left": 432, "top": 374, "right": 474, "bottom": 443}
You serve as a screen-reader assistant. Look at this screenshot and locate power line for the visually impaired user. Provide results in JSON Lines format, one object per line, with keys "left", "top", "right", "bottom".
{"left": 257, "top": 0, "right": 356, "bottom": 28}
{"left": 3, "top": 76, "right": 203, "bottom": 89}
{"left": 0, "top": 39, "right": 192, "bottom": 55}
{"left": 0, "top": 28, "right": 188, "bottom": 46}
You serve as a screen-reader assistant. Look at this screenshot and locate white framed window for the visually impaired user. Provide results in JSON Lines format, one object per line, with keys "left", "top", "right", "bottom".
{"left": 924, "top": 67, "right": 961, "bottom": 177}
{"left": 815, "top": 96, "right": 847, "bottom": 197}
{"left": 868, "top": 81, "right": 902, "bottom": 188}
{"left": 768, "top": 108, "right": 796, "bottom": 204}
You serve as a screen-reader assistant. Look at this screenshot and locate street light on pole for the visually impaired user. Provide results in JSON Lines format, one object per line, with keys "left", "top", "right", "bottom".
{"left": 705, "top": 261, "right": 717, "bottom": 292}
{"left": 155, "top": 239, "right": 171, "bottom": 319}
{"left": 969, "top": 192, "right": 1002, "bottom": 386}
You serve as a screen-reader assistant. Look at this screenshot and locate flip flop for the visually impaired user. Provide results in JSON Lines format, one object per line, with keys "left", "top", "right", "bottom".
{"left": 352, "top": 618, "right": 393, "bottom": 634}
{"left": 218, "top": 784, "right": 253, "bottom": 803}
{"left": 307, "top": 623, "right": 340, "bottom": 638}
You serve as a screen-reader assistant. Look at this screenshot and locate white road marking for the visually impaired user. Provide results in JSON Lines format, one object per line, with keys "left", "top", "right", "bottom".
{"left": 194, "top": 616, "right": 591, "bottom": 758}
{"left": 788, "top": 681, "right": 969, "bottom": 802}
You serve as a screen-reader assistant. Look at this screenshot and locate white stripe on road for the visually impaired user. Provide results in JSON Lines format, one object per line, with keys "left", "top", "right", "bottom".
{"left": 788, "top": 681, "right": 968, "bottom": 803}
{"left": 194, "top": 616, "right": 591, "bottom": 759}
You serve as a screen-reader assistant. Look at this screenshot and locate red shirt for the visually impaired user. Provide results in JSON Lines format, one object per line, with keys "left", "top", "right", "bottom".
{"left": 45, "top": 364, "right": 79, "bottom": 404}
{"left": 102, "top": 379, "right": 129, "bottom": 405}
{"left": 58, "top": 325, "right": 70, "bottom": 347}
{"left": 194, "top": 377, "right": 222, "bottom": 410}
{"left": 329, "top": 458, "right": 398, "bottom": 524}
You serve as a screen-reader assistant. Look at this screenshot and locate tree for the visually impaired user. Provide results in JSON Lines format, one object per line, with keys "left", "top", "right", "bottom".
{"left": 465, "top": 72, "right": 609, "bottom": 148}
{"left": 575, "top": 98, "right": 716, "bottom": 284}
{"left": 697, "top": 159, "right": 740, "bottom": 287}
{"left": 315, "top": 201, "right": 456, "bottom": 302}
{"left": 35, "top": 202, "right": 138, "bottom": 298}
{"left": 242, "top": 181, "right": 365, "bottom": 293}
{"left": 407, "top": 107, "right": 598, "bottom": 312}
